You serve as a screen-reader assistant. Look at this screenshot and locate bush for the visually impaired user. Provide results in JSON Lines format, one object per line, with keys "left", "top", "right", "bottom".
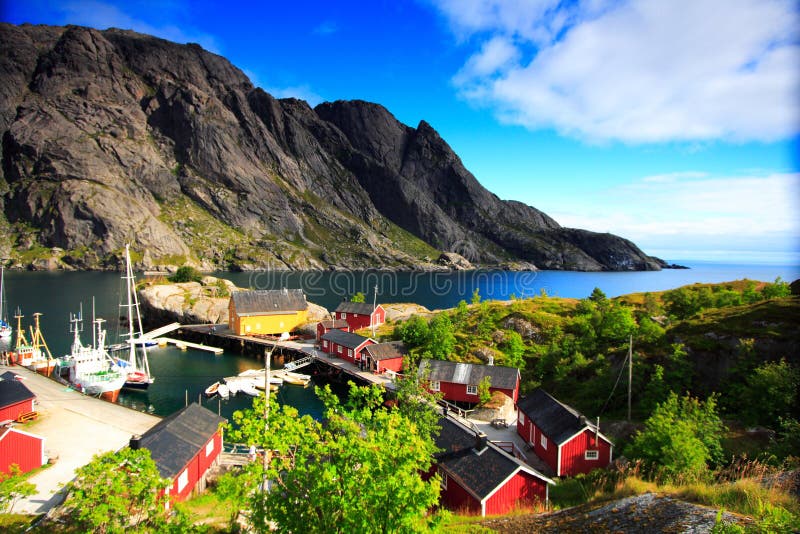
{"left": 169, "top": 265, "right": 202, "bottom": 283}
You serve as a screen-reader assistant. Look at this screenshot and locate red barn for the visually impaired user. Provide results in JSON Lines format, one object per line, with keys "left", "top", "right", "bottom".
{"left": 0, "top": 374, "right": 36, "bottom": 422}
{"left": 333, "top": 301, "right": 385, "bottom": 332}
{"left": 316, "top": 319, "right": 350, "bottom": 342}
{"left": 133, "top": 403, "right": 226, "bottom": 506}
{"left": 360, "top": 341, "right": 407, "bottom": 374}
{"left": 0, "top": 425, "right": 46, "bottom": 475}
{"left": 432, "top": 416, "right": 553, "bottom": 516}
{"left": 418, "top": 359, "right": 520, "bottom": 405}
{"left": 320, "top": 330, "right": 375, "bottom": 365}
{"left": 516, "top": 389, "right": 613, "bottom": 477}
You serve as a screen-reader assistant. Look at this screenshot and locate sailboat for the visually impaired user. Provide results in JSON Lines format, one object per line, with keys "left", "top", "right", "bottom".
{"left": 116, "top": 244, "right": 154, "bottom": 390}
{"left": 0, "top": 267, "right": 12, "bottom": 339}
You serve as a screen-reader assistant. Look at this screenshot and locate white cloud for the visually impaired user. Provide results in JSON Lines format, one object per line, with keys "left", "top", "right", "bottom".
{"left": 265, "top": 85, "right": 325, "bottom": 107}
{"left": 432, "top": 0, "right": 800, "bottom": 143}
{"left": 60, "top": 1, "right": 222, "bottom": 53}
{"left": 545, "top": 172, "right": 800, "bottom": 260}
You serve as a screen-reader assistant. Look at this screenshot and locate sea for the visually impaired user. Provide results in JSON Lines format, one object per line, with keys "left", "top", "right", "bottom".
{"left": 1, "top": 261, "right": 797, "bottom": 420}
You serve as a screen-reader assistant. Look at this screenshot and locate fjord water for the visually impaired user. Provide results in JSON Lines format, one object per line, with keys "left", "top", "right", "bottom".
{"left": 2, "top": 262, "right": 797, "bottom": 418}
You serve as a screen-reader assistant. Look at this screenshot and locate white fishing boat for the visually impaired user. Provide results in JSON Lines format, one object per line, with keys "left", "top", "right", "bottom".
{"left": 115, "top": 244, "right": 154, "bottom": 390}
{"left": 0, "top": 267, "right": 11, "bottom": 339}
{"left": 238, "top": 368, "right": 284, "bottom": 385}
{"left": 66, "top": 315, "right": 126, "bottom": 402}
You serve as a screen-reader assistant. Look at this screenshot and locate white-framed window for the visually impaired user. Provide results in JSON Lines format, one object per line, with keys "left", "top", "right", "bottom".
{"left": 205, "top": 438, "right": 215, "bottom": 457}
{"left": 323, "top": 340, "right": 328, "bottom": 348}
{"left": 585, "top": 450, "right": 599, "bottom": 460}
{"left": 466, "top": 384, "right": 478, "bottom": 395}
{"left": 439, "top": 468, "right": 447, "bottom": 489}
{"left": 518, "top": 413, "right": 525, "bottom": 425}
{"left": 540, "top": 433, "right": 547, "bottom": 450}
{"left": 177, "top": 469, "right": 189, "bottom": 492}
{"left": 340, "top": 312, "right": 346, "bottom": 319}
{"left": 430, "top": 381, "right": 440, "bottom": 392}
{"left": 348, "top": 348, "right": 353, "bottom": 358}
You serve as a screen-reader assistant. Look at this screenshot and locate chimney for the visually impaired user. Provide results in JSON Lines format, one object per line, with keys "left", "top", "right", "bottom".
{"left": 129, "top": 434, "right": 142, "bottom": 450}
{"left": 578, "top": 415, "right": 587, "bottom": 427}
{"left": 474, "top": 432, "right": 488, "bottom": 452}
{"left": 487, "top": 355, "right": 494, "bottom": 366}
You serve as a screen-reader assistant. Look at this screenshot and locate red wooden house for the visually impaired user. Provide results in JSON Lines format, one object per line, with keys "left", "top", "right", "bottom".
{"left": 132, "top": 403, "right": 226, "bottom": 507}
{"left": 316, "top": 319, "right": 350, "bottom": 342}
{"left": 320, "top": 330, "right": 375, "bottom": 365}
{"left": 333, "top": 301, "right": 385, "bottom": 331}
{"left": 418, "top": 360, "right": 520, "bottom": 405}
{"left": 0, "top": 425, "right": 46, "bottom": 475}
{"left": 516, "top": 389, "right": 613, "bottom": 477}
{"left": 360, "top": 341, "right": 407, "bottom": 375}
{"left": 432, "top": 416, "right": 553, "bottom": 516}
{"left": 0, "top": 374, "right": 36, "bottom": 422}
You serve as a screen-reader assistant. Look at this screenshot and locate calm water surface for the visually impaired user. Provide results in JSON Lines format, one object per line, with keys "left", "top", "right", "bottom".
{"left": 2, "top": 261, "right": 797, "bottom": 418}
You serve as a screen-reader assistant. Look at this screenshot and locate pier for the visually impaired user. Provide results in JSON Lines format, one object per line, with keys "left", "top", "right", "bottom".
{"left": 152, "top": 336, "right": 224, "bottom": 354}
{"left": 179, "top": 324, "right": 398, "bottom": 391}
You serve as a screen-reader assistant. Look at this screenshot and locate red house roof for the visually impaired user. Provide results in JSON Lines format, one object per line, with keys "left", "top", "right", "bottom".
{"left": 0, "top": 377, "right": 36, "bottom": 410}
{"left": 418, "top": 359, "right": 519, "bottom": 390}
{"left": 320, "top": 330, "right": 373, "bottom": 350}
{"left": 435, "top": 417, "right": 552, "bottom": 505}
{"left": 318, "top": 319, "right": 349, "bottom": 329}
{"left": 363, "top": 341, "right": 408, "bottom": 361}
{"left": 517, "top": 389, "right": 611, "bottom": 446}
{"left": 333, "top": 301, "right": 381, "bottom": 316}
{"left": 135, "top": 403, "right": 226, "bottom": 479}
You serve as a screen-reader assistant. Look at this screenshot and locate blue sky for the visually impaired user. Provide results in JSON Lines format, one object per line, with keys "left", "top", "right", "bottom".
{"left": 3, "top": 0, "right": 799, "bottom": 264}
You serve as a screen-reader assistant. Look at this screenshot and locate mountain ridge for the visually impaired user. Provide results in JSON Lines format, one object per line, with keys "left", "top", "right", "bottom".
{"left": 0, "top": 23, "right": 666, "bottom": 272}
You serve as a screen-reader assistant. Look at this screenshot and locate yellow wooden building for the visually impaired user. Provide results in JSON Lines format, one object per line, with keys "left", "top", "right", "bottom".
{"left": 228, "top": 288, "right": 308, "bottom": 336}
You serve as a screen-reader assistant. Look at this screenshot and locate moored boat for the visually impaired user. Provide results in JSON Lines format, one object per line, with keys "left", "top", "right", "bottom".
{"left": 66, "top": 314, "right": 126, "bottom": 403}
{"left": 13, "top": 311, "right": 56, "bottom": 376}
{"left": 116, "top": 244, "right": 154, "bottom": 390}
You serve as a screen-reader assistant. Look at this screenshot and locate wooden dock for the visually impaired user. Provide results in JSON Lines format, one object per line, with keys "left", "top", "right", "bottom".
{"left": 178, "top": 324, "right": 398, "bottom": 390}
{"left": 153, "top": 336, "right": 224, "bottom": 354}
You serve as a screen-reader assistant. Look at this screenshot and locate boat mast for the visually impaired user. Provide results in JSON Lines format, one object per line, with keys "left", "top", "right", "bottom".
{"left": 31, "top": 312, "right": 53, "bottom": 360}
{"left": 14, "top": 308, "right": 27, "bottom": 350}
{"left": 123, "top": 244, "right": 137, "bottom": 369}
{"left": 627, "top": 334, "right": 633, "bottom": 422}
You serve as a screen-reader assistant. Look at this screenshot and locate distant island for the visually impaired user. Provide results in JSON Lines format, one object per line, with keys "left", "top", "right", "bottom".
{"left": 1, "top": 23, "right": 667, "bottom": 273}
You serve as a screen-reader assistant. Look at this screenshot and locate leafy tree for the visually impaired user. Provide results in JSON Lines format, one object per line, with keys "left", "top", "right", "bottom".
{"left": 643, "top": 292, "right": 662, "bottom": 316}
{"left": 226, "top": 384, "right": 440, "bottom": 533}
{"left": 395, "top": 368, "right": 443, "bottom": 442}
{"left": 349, "top": 291, "right": 366, "bottom": 303}
{"left": 761, "top": 277, "right": 790, "bottom": 299}
{"left": 452, "top": 299, "right": 469, "bottom": 328}
{"left": 63, "top": 447, "right": 170, "bottom": 533}
{"left": 663, "top": 287, "right": 701, "bottom": 319}
{"left": 477, "top": 376, "right": 492, "bottom": 405}
{"left": 471, "top": 288, "right": 481, "bottom": 305}
{"left": 599, "top": 304, "right": 636, "bottom": 343}
{"left": 395, "top": 315, "right": 429, "bottom": 349}
{"left": 640, "top": 364, "right": 669, "bottom": 415}
{"left": 214, "top": 467, "right": 259, "bottom": 531}
{"left": 636, "top": 316, "right": 665, "bottom": 344}
{"left": 0, "top": 465, "right": 35, "bottom": 513}
{"left": 588, "top": 287, "right": 607, "bottom": 306}
{"left": 740, "top": 359, "right": 799, "bottom": 428}
{"left": 769, "top": 417, "right": 800, "bottom": 460}
{"left": 500, "top": 330, "right": 526, "bottom": 369}
{"left": 427, "top": 314, "right": 456, "bottom": 360}
{"left": 169, "top": 265, "right": 202, "bottom": 283}
{"left": 626, "top": 392, "right": 726, "bottom": 480}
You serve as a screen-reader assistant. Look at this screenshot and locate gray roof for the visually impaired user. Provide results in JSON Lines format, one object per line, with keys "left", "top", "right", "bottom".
{"left": 334, "top": 301, "right": 380, "bottom": 316}
{"left": 363, "top": 341, "right": 407, "bottom": 361}
{"left": 231, "top": 289, "right": 307, "bottom": 316}
{"left": 0, "top": 376, "right": 35, "bottom": 409}
{"left": 320, "top": 329, "right": 372, "bottom": 349}
{"left": 319, "top": 319, "right": 349, "bottom": 329}
{"left": 517, "top": 389, "right": 600, "bottom": 446}
{"left": 137, "top": 403, "right": 226, "bottom": 479}
{"left": 435, "top": 417, "right": 551, "bottom": 501}
{"left": 417, "top": 359, "right": 519, "bottom": 390}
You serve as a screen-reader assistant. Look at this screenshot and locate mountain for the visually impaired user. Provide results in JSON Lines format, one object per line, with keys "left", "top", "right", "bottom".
{"left": 0, "top": 23, "right": 666, "bottom": 272}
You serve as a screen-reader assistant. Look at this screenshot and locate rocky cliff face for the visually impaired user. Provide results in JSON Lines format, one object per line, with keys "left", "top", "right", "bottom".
{"left": 0, "top": 23, "right": 665, "bottom": 271}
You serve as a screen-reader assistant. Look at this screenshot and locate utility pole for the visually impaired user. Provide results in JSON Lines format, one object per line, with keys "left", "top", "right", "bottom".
{"left": 627, "top": 334, "right": 633, "bottom": 422}
{"left": 371, "top": 284, "right": 378, "bottom": 338}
